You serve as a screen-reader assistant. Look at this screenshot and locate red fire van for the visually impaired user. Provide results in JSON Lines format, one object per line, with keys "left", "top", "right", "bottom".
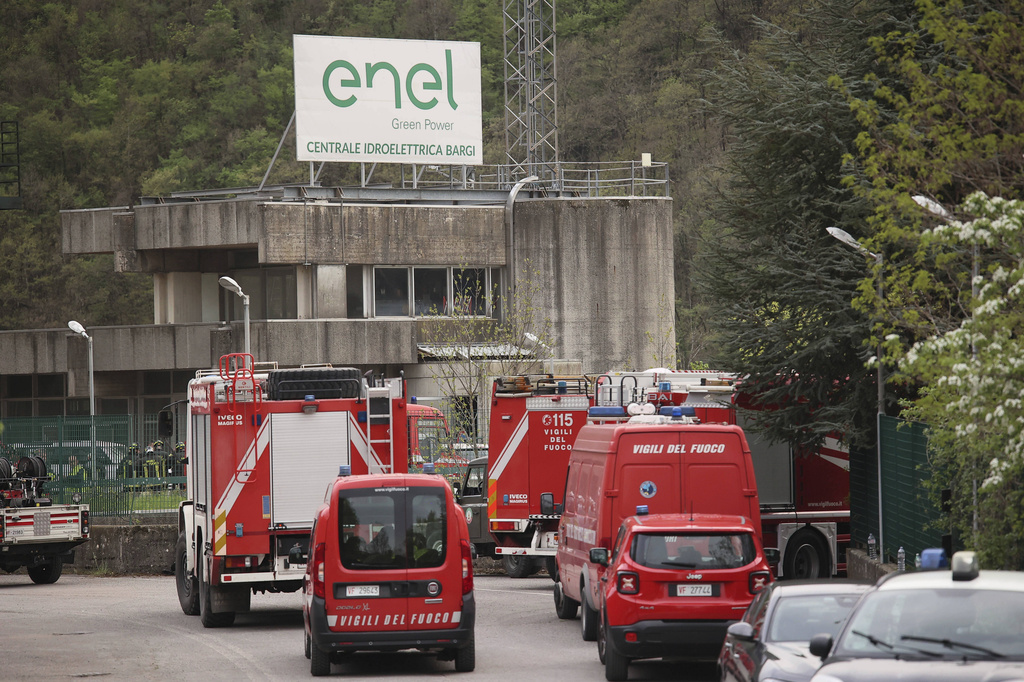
{"left": 302, "top": 467, "right": 476, "bottom": 676}
{"left": 553, "top": 413, "right": 761, "bottom": 643}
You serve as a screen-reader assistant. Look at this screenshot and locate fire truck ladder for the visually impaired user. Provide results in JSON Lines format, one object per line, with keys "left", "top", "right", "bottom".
{"left": 365, "top": 381, "right": 396, "bottom": 473}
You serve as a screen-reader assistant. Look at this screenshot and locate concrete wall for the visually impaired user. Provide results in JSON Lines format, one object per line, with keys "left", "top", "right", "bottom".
{"left": 846, "top": 547, "right": 896, "bottom": 582}
{"left": 514, "top": 197, "right": 675, "bottom": 374}
{"left": 69, "top": 524, "right": 179, "bottom": 576}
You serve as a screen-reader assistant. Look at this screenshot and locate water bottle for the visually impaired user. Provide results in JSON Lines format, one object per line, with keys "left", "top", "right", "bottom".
{"left": 867, "top": 533, "right": 877, "bottom": 561}
{"left": 915, "top": 552, "right": 922, "bottom": 570}
{"left": 897, "top": 546, "right": 906, "bottom": 572}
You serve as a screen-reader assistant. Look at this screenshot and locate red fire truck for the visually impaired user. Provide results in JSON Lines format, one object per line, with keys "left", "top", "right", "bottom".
{"left": 174, "top": 354, "right": 446, "bottom": 627}
{"left": 595, "top": 369, "right": 850, "bottom": 578}
{"left": 485, "top": 374, "right": 593, "bottom": 577}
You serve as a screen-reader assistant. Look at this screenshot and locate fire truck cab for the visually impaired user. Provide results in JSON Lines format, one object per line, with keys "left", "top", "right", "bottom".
{"left": 175, "top": 354, "right": 418, "bottom": 628}
{"left": 486, "top": 374, "right": 592, "bottom": 578}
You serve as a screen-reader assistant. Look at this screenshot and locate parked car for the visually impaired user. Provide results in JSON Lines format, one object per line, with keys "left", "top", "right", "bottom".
{"left": 718, "top": 580, "right": 871, "bottom": 682}
{"left": 589, "top": 511, "right": 773, "bottom": 681}
{"left": 808, "top": 551, "right": 1024, "bottom": 681}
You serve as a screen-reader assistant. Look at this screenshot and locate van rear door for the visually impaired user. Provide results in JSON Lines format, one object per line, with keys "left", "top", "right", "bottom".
{"left": 613, "top": 431, "right": 683, "bottom": 522}
{"left": 681, "top": 430, "right": 760, "bottom": 523}
{"left": 329, "top": 486, "right": 410, "bottom": 632}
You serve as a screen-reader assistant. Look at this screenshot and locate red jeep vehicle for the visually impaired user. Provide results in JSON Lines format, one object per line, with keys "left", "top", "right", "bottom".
{"left": 302, "top": 467, "right": 476, "bottom": 676}
{"left": 589, "top": 512, "right": 772, "bottom": 681}
{"left": 554, "top": 413, "right": 762, "bottom": 643}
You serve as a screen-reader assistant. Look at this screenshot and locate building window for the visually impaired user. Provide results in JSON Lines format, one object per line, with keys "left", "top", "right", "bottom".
{"left": 370, "top": 266, "right": 502, "bottom": 319}
{"left": 221, "top": 267, "right": 297, "bottom": 321}
{"left": 414, "top": 268, "right": 448, "bottom": 315}
{"left": 347, "top": 266, "right": 365, "bottom": 318}
{"left": 374, "top": 268, "right": 410, "bottom": 316}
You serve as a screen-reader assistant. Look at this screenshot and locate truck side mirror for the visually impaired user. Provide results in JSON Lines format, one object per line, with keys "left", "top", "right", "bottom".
{"left": 288, "top": 544, "right": 307, "bottom": 565}
{"left": 452, "top": 481, "right": 462, "bottom": 499}
{"left": 589, "top": 547, "right": 609, "bottom": 566}
{"left": 764, "top": 547, "right": 780, "bottom": 564}
{"left": 540, "top": 492, "right": 555, "bottom": 515}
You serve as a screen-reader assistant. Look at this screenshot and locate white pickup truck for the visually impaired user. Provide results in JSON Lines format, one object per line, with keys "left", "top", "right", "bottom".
{"left": 1, "top": 454, "right": 90, "bottom": 584}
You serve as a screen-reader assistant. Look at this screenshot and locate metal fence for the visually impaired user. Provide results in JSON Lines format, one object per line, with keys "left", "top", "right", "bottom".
{"left": 1, "top": 414, "right": 178, "bottom": 524}
{"left": 850, "top": 415, "right": 945, "bottom": 563}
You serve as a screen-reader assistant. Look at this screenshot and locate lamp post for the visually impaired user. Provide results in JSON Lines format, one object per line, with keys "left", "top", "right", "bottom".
{"left": 68, "top": 320, "right": 96, "bottom": 481}
{"left": 218, "top": 276, "right": 251, "bottom": 363}
{"left": 827, "top": 226, "right": 886, "bottom": 559}
{"left": 505, "top": 175, "right": 539, "bottom": 305}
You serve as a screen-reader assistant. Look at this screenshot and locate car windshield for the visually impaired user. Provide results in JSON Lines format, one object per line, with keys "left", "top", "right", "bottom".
{"left": 768, "top": 593, "right": 864, "bottom": 642}
{"left": 338, "top": 485, "right": 447, "bottom": 570}
{"left": 631, "top": 532, "right": 756, "bottom": 569}
{"left": 835, "top": 588, "right": 1024, "bottom": 659}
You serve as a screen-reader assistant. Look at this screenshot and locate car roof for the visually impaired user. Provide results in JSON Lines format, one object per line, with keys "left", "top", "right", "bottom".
{"left": 874, "top": 569, "right": 1024, "bottom": 593}
{"left": 763, "top": 580, "right": 873, "bottom": 599}
{"left": 333, "top": 472, "right": 451, "bottom": 489}
{"left": 625, "top": 512, "right": 757, "bottom": 533}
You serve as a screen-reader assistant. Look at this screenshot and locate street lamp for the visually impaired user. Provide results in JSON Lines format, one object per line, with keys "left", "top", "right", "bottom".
{"left": 827, "top": 226, "right": 886, "bottom": 559}
{"left": 218, "top": 276, "right": 251, "bottom": 362}
{"left": 68, "top": 320, "right": 96, "bottom": 481}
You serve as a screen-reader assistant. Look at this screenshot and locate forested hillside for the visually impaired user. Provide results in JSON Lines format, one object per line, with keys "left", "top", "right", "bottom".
{"left": 0, "top": 0, "right": 790, "bottom": 332}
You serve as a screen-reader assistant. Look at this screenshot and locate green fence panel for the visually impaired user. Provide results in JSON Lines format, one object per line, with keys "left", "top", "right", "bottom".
{"left": 879, "top": 416, "right": 943, "bottom": 563}
{"left": 849, "top": 442, "right": 878, "bottom": 550}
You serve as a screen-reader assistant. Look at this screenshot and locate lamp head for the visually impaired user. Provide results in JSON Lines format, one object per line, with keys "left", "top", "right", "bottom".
{"left": 218, "top": 276, "right": 244, "bottom": 296}
{"left": 68, "top": 320, "right": 88, "bottom": 337}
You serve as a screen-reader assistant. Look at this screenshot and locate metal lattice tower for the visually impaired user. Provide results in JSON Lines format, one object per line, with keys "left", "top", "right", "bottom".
{"left": 503, "top": 0, "right": 559, "bottom": 186}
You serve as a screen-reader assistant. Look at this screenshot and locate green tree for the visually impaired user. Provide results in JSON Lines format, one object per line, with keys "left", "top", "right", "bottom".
{"left": 698, "top": 2, "right": 908, "bottom": 450}
{"left": 899, "top": 193, "right": 1024, "bottom": 569}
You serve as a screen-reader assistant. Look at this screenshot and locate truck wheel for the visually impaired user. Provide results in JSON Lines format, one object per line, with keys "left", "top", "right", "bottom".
{"left": 502, "top": 554, "right": 535, "bottom": 578}
{"left": 454, "top": 632, "right": 476, "bottom": 672}
{"left": 305, "top": 631, "right": 311, "bottom": 659}
{"left": 310, "top": 641, "right": 331, "bottom": 676}
{"left": 175, "top": 533, "right": 200, "bottom": 616}
{"left": 27, "top": 556, "right": 63, "bottom": 584}
{"left": 553, "top": 580, "right": 579, "bottom": 619}
{"left": 604, "top": 632, "right": 629, "bottom": 681}
{"left": 580, "top": 590, "right": 599, "bottom": 641}
{"left": 199, "top": 556, "right": 235, "bottom": 628}
{"left": 545, "top": 556, "right": 558, "bottom": 581}
{"left": 783, "top": 528, "right": 831, "bottom": 579}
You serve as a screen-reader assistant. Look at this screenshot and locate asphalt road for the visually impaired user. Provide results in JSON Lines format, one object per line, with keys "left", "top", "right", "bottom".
{"left": 0, "top": 571, "right": 719, "bottom": 681}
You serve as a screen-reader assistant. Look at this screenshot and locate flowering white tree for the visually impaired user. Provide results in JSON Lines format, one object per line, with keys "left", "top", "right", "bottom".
{"left": 900, "top": 192, "right": 1024, "bottom": 568}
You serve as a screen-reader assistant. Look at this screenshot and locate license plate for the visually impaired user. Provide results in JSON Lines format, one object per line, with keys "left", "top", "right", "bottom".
{"left": 346, "top": 585, "right": 379, "bottom": 597}
{"left": 676, "top": 584, "right": 715, "bottom": 597}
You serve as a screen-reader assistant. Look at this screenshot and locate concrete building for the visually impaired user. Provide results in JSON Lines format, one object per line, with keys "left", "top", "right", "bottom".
{"left": 0, "top": 172, "right": 674, "bottom": 422}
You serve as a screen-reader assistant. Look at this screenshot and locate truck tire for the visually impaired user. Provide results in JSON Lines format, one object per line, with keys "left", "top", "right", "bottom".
{"left": 27, "top": 555, "right": 63, "bottom": 584}
{"left": 454, "top": 632, "right": 476, "bottom": 672}
{"left": 783, "top": 528, "right": 831, "bottom": 579}
{"left": 310, "top": 640, "right": 331, "bottom": 676}
{"left": 580, "top": 591, "right": 599, "bottom": 642}
{"left": 199, "top": 555, "right": 235, "bottom": 628}
{"left": 502, "top": 554, "right": 535, "bottom": 578}
{"left": 175, "top": 533, "right": 200, "bottom": 615}
{"left": 544, "top": 556, "right": 558, "bottom": 581}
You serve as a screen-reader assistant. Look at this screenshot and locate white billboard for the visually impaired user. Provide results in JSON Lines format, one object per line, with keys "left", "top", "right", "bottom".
{"left": 294, "top": 35, "right": 483, "bottom": 165}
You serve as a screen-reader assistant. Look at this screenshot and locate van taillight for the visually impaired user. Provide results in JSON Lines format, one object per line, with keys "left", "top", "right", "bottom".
{"left": 616, "top": 571, "right": 639, "bottom": 594}
{"left": 461, "top": 539, "right": 474, "bottom": 595}
{"left": 312, "top": 542, "right": 326, "bottom": 599}
{"left": 749, "top": 570, "right": 770, "bottom": 594}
